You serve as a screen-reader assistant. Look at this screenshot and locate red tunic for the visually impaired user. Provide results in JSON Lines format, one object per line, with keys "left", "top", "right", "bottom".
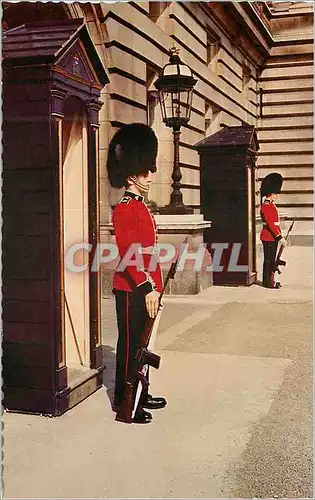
{"left": 112, "top": 190, "right": 163, "bottom": 293}
{"left": 260, "top": 199, "right": 282, "bottom": 242}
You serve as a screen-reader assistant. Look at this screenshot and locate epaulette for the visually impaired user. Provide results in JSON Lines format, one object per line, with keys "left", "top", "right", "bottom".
{"left": 119, "top": 196, "right": 131, "bottom": 204}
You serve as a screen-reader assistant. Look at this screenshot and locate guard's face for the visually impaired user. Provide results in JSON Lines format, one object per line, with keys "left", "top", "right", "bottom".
{"left": 138, "top": 171, "right": 153, "bottom": 192}
{"left": 128, "top": 171, "right": 154, "bottom": 194}
{"left": 270, "top": 193, "right": 279, "bottom": 201}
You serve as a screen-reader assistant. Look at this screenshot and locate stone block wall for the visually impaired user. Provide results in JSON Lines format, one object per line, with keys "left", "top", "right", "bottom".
{"left": 95, "top": 1, "right": 262, "bottom": 221}
{"left": 257, "top": 3, "right": 313, "bottom": 227}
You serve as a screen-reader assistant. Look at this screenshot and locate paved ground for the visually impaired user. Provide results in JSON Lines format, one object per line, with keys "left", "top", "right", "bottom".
{"left": 2, "top": 243, "right": 313, "bottom": 499}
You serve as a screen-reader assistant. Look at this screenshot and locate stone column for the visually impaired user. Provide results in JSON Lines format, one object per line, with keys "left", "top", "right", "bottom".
{"left": 155, "top": 215, "right": 212, "bottom": 294}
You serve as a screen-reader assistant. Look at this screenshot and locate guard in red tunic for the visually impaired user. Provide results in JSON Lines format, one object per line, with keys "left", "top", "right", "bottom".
{"left": 107, "top": 123, "right": 166, "bottom": 424}
{"left": 260, "top": 172, "right": 288, "bottom": 288}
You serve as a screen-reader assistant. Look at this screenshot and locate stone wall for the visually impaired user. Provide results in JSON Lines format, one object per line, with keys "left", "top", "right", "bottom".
{"left": 3, "top": 1, "right": 312, "bottom": 227}
{"left": 4, "top": 1, "right": 312, "bottom": 290}
{"left": 257, "top": 2, "right": 313, "bottom": 227}
{"left": 61, "top": 1, "right": 313, "bottom": 292}
{"left": 93, "top": 1, "right": 264, "bottom": 222}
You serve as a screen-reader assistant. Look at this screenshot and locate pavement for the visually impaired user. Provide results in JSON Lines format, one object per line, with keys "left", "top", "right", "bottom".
{"left": 2, "top": 242, "right": 313, "bottom": 499}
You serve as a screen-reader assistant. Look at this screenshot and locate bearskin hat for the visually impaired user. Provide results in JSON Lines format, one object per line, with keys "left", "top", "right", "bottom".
{"left": 107, "top": 123, "right": 158, "bottom": 188}
{"left": 260, "top": 172, "right": 283, "bottom": 198}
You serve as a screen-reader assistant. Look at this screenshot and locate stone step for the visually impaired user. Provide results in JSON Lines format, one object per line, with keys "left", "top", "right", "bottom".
{"left": 262, "top": 102, "right": 312, "bottom": 116}
{"left": 289, "top": 234, "right": 314, "bottom": 246}
{"left": 287, "top": 220, "right": 313, "bottom": 233}
{"left": 262, "top": 89, "right": 313, "bottom": 103}
{"left": 270, "top": 43, "right": 313, "bottom": 57}
{"left": 258, "top": 128, "right": 313, "bottom": 141}
{"left": 260, "top": 65, "right": 313, "bottom": 79}
{"left": 288, "top": 220, "right": 314, "bottom": 246}
{"left": 264, "top": 56, "right": 313, "bottom": 66}
{"left": 274, "top": 179, "right": 313, "bottom": 191}
{"left": 257, "top": 153, "right": 313, "bottom": 165}
{"left": 279, "top": 192, "right": 313, "bottom": 204}
{"left": 259, "top": 77, "right": 313, "bottom": 91}
{"left": 257, "top": 166, "right": 313, "bottom": 178}
{"left": 259, "top": 141, "right": 313, "bottom": 153}
{"left": 258, "top": 115, "right": 313, "bottom": 128}
{"left": 276, "top": 205, "right": 313, "bottom": 218}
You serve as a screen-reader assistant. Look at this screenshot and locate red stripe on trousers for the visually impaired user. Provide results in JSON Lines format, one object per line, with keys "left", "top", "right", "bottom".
{"left": 125, "top": 292, "right": 130, "bottom": 378}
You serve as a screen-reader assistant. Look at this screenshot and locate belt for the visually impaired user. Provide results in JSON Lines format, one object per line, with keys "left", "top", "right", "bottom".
{"left": 263, "top": 222, "right": 280, "bottom": 226}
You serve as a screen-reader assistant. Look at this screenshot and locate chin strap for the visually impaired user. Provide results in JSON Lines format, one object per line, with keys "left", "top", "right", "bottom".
{"left": 129, "top": 175, "right": 150, "bottom": 192}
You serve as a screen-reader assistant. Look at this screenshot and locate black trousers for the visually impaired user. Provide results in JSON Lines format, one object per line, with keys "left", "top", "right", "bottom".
{"left": 114, "top": 289, "right": 149, "bottom": 409}
{"left": 262, "top": 240, "right": 278, "bottom": 287}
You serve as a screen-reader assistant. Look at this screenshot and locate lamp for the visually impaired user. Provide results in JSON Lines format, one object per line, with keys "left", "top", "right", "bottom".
{"left": 154, "top": 46, "right": 197, "bottom": 214}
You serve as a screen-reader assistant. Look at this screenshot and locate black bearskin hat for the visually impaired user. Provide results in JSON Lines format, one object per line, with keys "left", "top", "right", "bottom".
{"left": 107, "top": 123, "right": 158, "bottom": 188}
{"left": 260, "top": 172, "right": 283, "bottom": 199}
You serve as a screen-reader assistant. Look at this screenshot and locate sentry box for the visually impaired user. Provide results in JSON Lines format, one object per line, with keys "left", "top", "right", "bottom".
{"left": 3, "top": 20, "right": 109, "bottom": 415}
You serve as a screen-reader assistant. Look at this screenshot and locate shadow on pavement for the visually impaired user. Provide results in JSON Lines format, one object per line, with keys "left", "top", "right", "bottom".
{"left": 101, "top": 345, "right": 116, "bottom": 410}
{"left": 254, "top": 280, "right": 264, "bottom": 287}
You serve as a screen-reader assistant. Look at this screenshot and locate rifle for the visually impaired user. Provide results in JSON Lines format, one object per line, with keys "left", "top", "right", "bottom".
{"left": 274, "top": 218, "right": 296, "bottom": 274}
{"left": 115, "top": 237, "right": 188, "bottom": 423}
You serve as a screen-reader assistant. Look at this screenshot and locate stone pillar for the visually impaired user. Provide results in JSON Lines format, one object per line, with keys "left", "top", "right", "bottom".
{"left": 155, "top": 214, "right": 212, "bottom": 294}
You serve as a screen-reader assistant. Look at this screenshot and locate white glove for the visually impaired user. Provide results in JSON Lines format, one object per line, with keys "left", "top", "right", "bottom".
{"left": 279, "top": 237, "right": 288, "bottom": 247}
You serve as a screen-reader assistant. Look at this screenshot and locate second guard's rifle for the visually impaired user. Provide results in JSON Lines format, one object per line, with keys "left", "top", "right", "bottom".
{"left": 274, "top": 218, "right": 296, "bottom": 274}
{"left": 115, "top": 237, "right": 188, "bottom": 423}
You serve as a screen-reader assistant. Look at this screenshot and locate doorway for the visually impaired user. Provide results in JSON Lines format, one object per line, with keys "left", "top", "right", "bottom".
{"left": 62, "top": 97, "right": 90, "bottom": 372}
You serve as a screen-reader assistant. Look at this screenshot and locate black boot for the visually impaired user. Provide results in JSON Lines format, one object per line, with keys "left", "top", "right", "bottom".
{"left": 133, "top": 408, "right": 152, "bottom": 424}
{"left": 142, "top": 394, "right": 167, "bottom": 410}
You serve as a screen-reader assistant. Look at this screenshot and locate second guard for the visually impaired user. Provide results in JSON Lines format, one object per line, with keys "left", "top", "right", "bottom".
{"left": 260, "top": 172, "right": 288, "bottom": 289}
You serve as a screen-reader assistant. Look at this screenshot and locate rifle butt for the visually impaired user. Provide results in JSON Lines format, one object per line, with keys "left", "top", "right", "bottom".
{"left": 115, "top": 384, "right": 134, "bottom": 424}
{"left": 115, "top": 412, "right": 132, "bottom": 424}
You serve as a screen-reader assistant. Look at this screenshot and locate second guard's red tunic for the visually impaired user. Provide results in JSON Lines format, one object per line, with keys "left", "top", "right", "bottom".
{"left": 112, "top": 190, "right": 163, "bottom": 294}
{"left": 260, "top": 199, "right": 282, "bottom": 242}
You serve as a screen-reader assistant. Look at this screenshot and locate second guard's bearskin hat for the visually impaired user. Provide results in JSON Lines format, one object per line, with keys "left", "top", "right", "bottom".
{"left": 107, "top": 123, "right": 158, "bottom": 188}
{"left": 260, "top": 172, "right": 283, "bottom": 199}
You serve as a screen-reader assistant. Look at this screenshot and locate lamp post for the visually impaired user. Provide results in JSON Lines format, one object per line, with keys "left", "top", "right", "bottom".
{"left": 154, "top": 46, "right": 197, "bottom": 214}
